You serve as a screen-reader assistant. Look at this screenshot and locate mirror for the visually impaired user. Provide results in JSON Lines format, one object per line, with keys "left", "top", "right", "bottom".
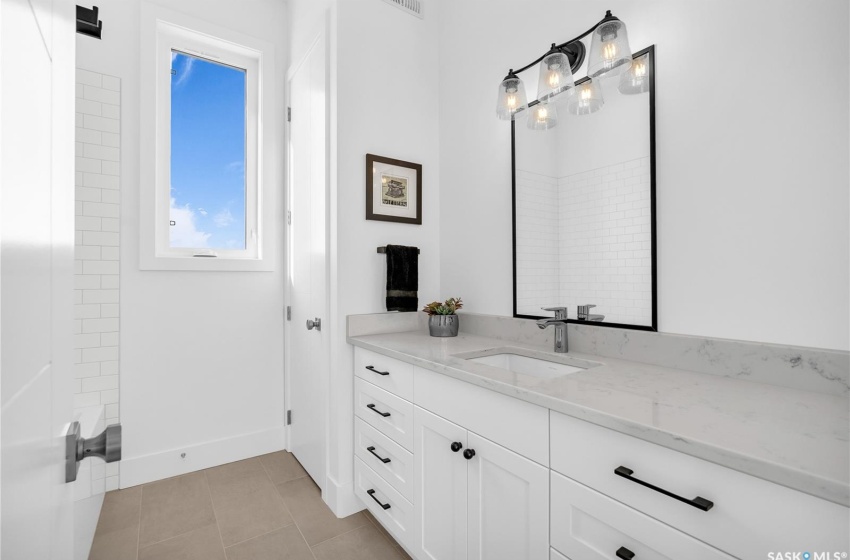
{"left": 512, "top": 46, "right": 656, "bottom": 330}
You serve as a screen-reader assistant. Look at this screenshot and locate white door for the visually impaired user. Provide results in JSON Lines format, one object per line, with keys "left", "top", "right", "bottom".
{"left": 466, "top": 432, "right": 549, "bottom": 560}
{"left": 1, "top": 0, "right": 77, "bottom": 558}
{"left": 287, "top": 32, "right": 328, "bottom": 487}
{"left": 414, "top": 407, "right": 468, "bottom": 560}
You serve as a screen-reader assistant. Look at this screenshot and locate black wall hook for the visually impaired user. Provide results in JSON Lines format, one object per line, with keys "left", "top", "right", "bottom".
{"left": 76, "top": 5, "right": 102, "bottom": 39}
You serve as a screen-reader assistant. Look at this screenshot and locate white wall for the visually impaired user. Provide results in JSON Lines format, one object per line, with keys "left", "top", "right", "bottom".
{"left": 439, "top": 0, "right": 850, "bottom": 350}
{"left": 288, "top": 0, "right": 441, "bottom": 514}
{"left": 77, "top": 0, "right": 288, "bottom": 486}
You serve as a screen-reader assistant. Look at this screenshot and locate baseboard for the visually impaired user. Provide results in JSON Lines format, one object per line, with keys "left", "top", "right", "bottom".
{"left": 120, "top": 426, "right": 286, "bottom": 488}
{"left": 323, "top": 475, "right": 363, "bottom": 518}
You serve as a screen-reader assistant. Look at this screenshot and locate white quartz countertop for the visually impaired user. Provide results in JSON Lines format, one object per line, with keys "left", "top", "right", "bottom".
{"left": 347, "top": 329, "right": 850, "bottom": 506}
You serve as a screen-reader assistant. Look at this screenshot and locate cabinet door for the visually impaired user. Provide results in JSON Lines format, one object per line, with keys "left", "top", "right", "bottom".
{"left": 467, "top": 432, "right": 549, "bottom": 560}
{"left": 414, "top": 407, "right": 468, "bottom": 560}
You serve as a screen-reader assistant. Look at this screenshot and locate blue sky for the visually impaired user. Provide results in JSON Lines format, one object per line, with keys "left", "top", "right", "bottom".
{"left": 170, "top": 51, "right": 246, "bottom": 250}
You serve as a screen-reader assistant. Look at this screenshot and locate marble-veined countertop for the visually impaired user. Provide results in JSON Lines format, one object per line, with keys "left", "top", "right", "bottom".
{"left": 347, "top": 329, "right": 850, "bottom": 506}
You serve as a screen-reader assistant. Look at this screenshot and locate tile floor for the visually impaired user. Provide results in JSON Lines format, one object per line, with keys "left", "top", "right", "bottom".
{"left": 88, "top": 451, "right": 411, "bottom": 560}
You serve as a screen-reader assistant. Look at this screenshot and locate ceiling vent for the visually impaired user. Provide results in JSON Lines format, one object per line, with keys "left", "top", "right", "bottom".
{"left": 381, "top": 0, "right": 423, "bottom": 19}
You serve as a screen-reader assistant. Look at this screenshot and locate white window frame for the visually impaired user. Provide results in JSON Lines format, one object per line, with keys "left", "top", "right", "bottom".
{"left": 140, "top": 4, "right": 276, "bottom": 271}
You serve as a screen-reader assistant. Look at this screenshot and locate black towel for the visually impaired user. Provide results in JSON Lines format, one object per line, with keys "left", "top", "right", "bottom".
{"left": 385, "top": 245, "right": 419, "bottom": 312}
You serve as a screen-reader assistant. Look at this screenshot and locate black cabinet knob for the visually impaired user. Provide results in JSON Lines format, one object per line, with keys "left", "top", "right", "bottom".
{"left": 450, "top": 442, "right": 463, "bottom": 452}
{"left": 616, "top": 547, "right": 635, "bottom": 560}
{"left": 463, "top": 449, "right": 476, "bottom": 460}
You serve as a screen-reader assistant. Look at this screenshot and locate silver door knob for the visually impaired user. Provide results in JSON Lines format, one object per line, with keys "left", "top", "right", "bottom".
{"left": 306, "top": 318, "right": 322, "bottom": 331}
{"left": 65, "top": 421, "right": 122, "bottom": 483}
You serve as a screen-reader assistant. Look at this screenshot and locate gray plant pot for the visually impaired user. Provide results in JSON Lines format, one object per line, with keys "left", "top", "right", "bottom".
{"left": 428, "top": 314, "right": 459, "bottom": 337}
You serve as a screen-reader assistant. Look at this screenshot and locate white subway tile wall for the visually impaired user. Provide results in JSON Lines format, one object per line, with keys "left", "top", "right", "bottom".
{"left": 74, "top": 68, "right": 121, "bottom": 491}
{"left": 516, "top": 157, "right": 652, "bottom": 325}
{"left": 515, "top": 170, "right": 560, "bottom": 316}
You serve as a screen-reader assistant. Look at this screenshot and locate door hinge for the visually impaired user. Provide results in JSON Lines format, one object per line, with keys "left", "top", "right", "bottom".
{"left": 287, "top": 107, "right": 291, "bottom": 122}
{"left": 286, "top": 306, "right": 291, "bottom": 321}
{"left": 286, "top": 410, "right": 292, "bottom": 425}
{"left": 287, "top": 210, "right": 291, "bottom": 225}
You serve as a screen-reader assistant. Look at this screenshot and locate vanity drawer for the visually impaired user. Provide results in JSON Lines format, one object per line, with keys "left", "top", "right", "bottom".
{"left": 354, "top": 417, "right": 414, "bottom": 502}
{"left": 355, "top": 347, "right": 414, "bottom": 401}
{"left": 550, "top": 412, "right": 850, "bottom": 559}
{"left": 355, "top": 377, "right": 414, "bottom": 451}
{"left": 355, "top": 457, "right": 415, "bottom": 551}
{"left": 550, "top": 472, "right": 734, "bottom": 560}
{"left": 415, "top": 366, "right": 549, "bottom": 465}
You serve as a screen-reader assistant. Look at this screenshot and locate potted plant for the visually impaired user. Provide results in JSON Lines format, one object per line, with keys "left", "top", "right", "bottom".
{"left": 422, "top": 297, "right": 463, "bottom": 337}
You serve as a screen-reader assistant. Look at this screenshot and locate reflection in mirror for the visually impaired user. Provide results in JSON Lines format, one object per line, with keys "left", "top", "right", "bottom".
{"left": 513, "top": 46, "right": 656, "bottom": 330}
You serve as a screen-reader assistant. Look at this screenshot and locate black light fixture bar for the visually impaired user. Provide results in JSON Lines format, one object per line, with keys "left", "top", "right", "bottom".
{"left": 505, "top": 10, "right": 621, "bottom": 78}
{"left": 76, "top": 5, "right": 102, "bottom": 40}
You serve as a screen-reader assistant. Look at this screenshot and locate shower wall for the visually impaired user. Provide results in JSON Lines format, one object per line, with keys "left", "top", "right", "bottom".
{"left": 74, "top": 67, "right": 121, "bottom": 492}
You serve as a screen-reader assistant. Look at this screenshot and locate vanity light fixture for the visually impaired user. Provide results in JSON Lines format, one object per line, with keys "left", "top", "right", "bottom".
{"left": 496, "top": 10, "right": 637, "bottom": 127}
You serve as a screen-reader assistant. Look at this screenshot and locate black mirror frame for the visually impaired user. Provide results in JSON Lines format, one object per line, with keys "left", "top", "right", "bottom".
{"left": 511, "top": 45, "right": 657, "bottom": 332}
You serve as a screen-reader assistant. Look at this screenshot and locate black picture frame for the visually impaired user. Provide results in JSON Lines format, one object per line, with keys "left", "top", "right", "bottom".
{"left": 511, "top": 45, "right": 658, "bottom": 332}
{"left": 366, "top": 154, "right": 423, "bottom": 225}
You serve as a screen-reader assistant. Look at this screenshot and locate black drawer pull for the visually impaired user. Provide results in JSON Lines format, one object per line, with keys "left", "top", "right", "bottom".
{"left": 463, "top": 448, "right": 476, "bottom": 460}
{"left": 450, "top": 442, "right": 463, "bottom": 452}
{"left": 614, "top": 466, "right": 714, "bottom": 511}
{"left": 365, "top": 365, "right": 389, "bottom": 376}
{"left": 366, "top": 404, "right": 391, "bottom": 417}
{"left": 367, "top": 489, "right": 391, "bottom": 510}
{"left": 367, "top": 446, "right": 391, "bottom": 463}
{"left": 616, "top": 546, "right": 635, "bottom": 560}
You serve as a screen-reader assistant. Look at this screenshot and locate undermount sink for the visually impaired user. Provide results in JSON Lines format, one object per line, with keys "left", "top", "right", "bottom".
{"left": 457, "top": 348, "right": 592, "bottom": 379}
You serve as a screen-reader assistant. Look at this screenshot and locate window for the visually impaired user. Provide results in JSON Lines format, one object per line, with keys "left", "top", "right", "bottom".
{"left": 140, "top": 6, "right": 275, "bottom": 271}
{"left": 170, "top": 52, "right": 247, "bottom": 251}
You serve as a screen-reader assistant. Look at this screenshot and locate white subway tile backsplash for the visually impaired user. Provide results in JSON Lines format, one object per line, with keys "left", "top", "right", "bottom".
{"left": 517, "top": 157, "right": 652, "bottom": 324}
{"left": 101, "top": 104, "right": 120, "bottom": 120}
{"left": 83, "top": 144, "right": 119, "bottom": 162}
{"left": 82, "top": 231, "right": 119, "bottom": 246}
{"left": 76, "top": 68, "right": 102, "bottom": 87}
{"left": 101, "top": 218, "right": 120, "bottom": 232}
{"left": 76, "top": 157, "right": 101, "bottom": 174}
{"left": 74, "top": 363, "right": 101, "bottom": 379}
{"left": 101, "top": 161, "right": 120, "bottom": 176}
{"left": 82, "top": 202, "right": 119, "bottom": 219}
{"left": 74, "top": 392, "right": 101, "bottom": 409}
{"left": 101, "top": 75, "right": 120, "bottom": 92}
{"left": 100, "top": 304, "right": 119, "bottom": 318}
{"left": 83, "top": 114, "right": 119, "bottom": 133}
{"left": 76, "top": 98, "right": 102, "bottom": 116}
{"left": 100, "top": 361, "right": 119, "bottom": 375}
{"left": 83, "top": 84, "right": 120, "bottom": 105}
{"left": 82, "top": 318, "right": 119, "bottom": 333}
{"left": 82, "top": 375, "right": 119, "bottom": 393}
{"left": 82, "top": 289, "right": 119, "bottom": 304}
{"left": 82, "top": 347, "right": 119, "bottom": 364}
{"left": 83, "top": 172, "right": 119, "bottom": 190}
{"left": 74, "top": 69, "right": 122, "bottom": 486}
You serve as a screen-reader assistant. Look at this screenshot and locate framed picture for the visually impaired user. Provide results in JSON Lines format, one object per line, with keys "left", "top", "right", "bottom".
{"left": 366, "top": 153, "right": 422, "bottom": 225}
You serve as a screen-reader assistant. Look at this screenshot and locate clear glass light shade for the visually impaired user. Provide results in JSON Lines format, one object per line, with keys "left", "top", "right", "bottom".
{"left": 496, "top": 75, "right": 528, "bottom": 121}
{"left": 527, "top": 103, "right": 558, "bottom": 130}
{"left": 588, "top": 19, "right": 632, "bottom": 79}
{"left": 536, "top": 50, "right": 574, "bottom": 104}
{"left": 618, "top": 53, "right": 650, "bottom": 94}
{"left": 567, "top": 79, "right": 604, "bottom": 116}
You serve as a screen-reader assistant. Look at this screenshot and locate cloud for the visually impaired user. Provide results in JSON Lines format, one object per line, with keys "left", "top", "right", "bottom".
{"left": 198, "top": 208, "right": 208, "bottom": 216}
{"left": 225, "top": 160, "right": 244, "bottom": 173}
{"left": 213, "top": 208, "right": 234, "bottom": 228}
{"left": 169, "top": 198, "right": 211, "bottom": 248}
{"left": 174, "top": 56, "right": 195, "bottom": 87}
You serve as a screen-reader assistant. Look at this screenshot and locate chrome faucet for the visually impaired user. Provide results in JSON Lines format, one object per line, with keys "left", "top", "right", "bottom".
{"left": 577, "top": 304, "right": 605, "bottom": 321}
{"left": 536, "top": 307, "right": 569, "bottom": 353}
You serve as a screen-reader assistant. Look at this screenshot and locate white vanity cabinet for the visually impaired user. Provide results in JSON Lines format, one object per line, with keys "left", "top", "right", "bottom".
{"left": 550, "top": 411, "right": 850, "bottom": 559}
{"left": 352, "top": 345, "right": 849, "bottom": 560}
{"left": 413, "top": 406, "right": 549, "bottom": 560}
